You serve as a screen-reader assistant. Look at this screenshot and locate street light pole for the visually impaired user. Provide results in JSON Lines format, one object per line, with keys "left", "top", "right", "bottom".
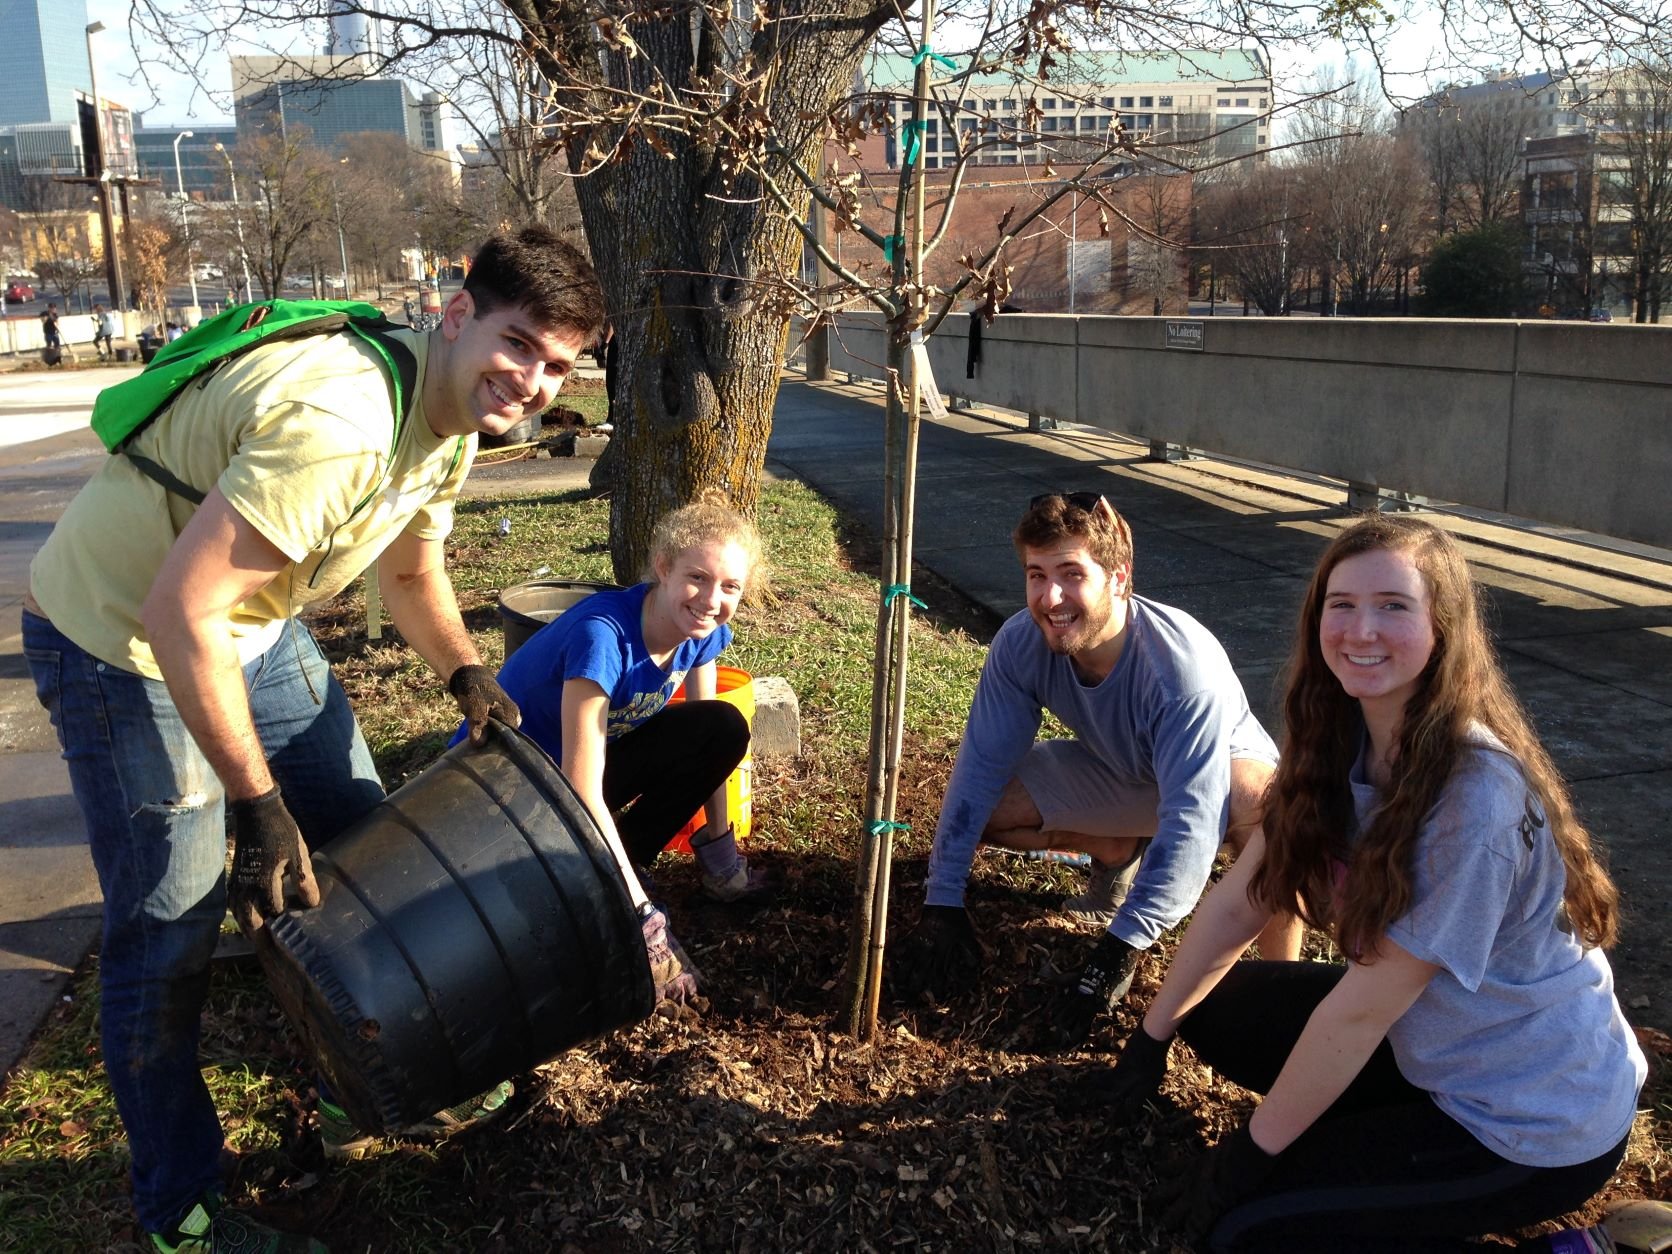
{"left": 1068, "top": 191, "right": 1077, "bottom": 313}
{"left": 173, "top": 130, "right": 199, "bottom": 311}
{"left": 1328, "top": 237, "right": 1342, "bottom": 317}
{"left": 213, "top": 141, "right": 254, "bottom": 300}
{"left": 84, "top": 21, "right": 127, "bottom": 315}
{"left": 333, "top": 157, "right": 350, "bottom": 296}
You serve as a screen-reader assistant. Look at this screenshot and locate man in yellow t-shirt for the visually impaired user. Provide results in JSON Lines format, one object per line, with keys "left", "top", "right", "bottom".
{"left": 22, "top": 226, "right": 605, "bottom": 1254}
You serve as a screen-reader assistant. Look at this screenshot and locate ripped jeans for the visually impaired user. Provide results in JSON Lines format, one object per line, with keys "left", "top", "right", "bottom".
{"left": 22, "top": 610, "right": 383, "bottom": 1233}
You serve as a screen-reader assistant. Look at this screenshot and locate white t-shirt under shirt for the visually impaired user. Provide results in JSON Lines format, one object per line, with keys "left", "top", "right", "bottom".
{"left": 1351, "top": 729, "right": 1646, "bottom": 1167}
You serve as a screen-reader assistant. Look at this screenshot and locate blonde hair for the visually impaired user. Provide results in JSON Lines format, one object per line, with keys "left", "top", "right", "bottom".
{"left": 643, "top": 490, "right": 766, "bottom": 597}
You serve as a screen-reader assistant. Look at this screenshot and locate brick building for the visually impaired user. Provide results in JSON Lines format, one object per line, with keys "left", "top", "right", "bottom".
{"left": 829, "top": 164, "right": 1192, "bottom": 314}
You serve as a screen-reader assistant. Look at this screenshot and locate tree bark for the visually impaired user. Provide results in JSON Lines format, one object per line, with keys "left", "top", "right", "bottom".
{"left": 537, "top": 0, "right": 888, "bottom": 578}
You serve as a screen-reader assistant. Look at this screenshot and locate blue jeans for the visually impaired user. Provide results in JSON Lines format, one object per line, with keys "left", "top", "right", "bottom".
{"left": 22, "top": 611, "right": 383, "bottom": 1233}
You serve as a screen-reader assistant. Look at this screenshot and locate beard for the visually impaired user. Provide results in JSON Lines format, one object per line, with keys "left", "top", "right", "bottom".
{"left": 1033, "top": 592, "right": 1114, "bottom": 656}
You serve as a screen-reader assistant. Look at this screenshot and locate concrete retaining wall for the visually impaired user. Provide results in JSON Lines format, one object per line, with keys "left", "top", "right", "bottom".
{"left": 820, "top": 311, "right": 1672, "bottom": 550}
{"left": 1, "top": 310, "right": 146, "bottom": 357}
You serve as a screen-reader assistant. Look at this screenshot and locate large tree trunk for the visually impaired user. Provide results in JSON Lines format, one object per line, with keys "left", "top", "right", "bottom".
{"left": 543, "top": 0, "right": 887, "bottom": 580}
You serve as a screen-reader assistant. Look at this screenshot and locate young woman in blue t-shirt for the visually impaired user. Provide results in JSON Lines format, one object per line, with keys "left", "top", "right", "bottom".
{"left": 1101, "top": 515, "right": 1646, "bottom": 1252}
{"left": 487, "top": 497, "right": 772, "bottom": 996}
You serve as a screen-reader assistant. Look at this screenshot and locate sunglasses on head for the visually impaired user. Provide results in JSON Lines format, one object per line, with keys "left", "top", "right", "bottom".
{"left": 1029, "top": 491, "right": 1107, "bottom": 513}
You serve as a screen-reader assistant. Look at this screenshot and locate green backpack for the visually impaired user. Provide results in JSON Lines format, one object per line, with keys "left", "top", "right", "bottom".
{"left": 91, "top": 299, "right": 451, "bottom": 506}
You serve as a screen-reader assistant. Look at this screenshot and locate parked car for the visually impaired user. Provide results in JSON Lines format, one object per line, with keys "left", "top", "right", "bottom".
{"left": 5, "top": 280, "right": 35, "bottom": 302}
{"left": 1589, "top": 309, "right": 1614, "bottom": 322}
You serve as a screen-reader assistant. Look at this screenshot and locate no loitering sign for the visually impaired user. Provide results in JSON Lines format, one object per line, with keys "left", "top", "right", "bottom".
{"left": 1165, "top": 320, "right": 1205, "bottom": 351}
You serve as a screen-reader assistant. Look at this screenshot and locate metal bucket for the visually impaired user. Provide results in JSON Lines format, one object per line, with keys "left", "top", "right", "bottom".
{"left": 496, "top": 579, "right": 620, "bottom": 662}
{"left": 260, "top": 720, "right": 653, "bottom": 1133}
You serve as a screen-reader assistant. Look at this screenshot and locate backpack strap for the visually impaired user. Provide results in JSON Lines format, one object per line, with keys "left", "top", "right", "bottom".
{"left": 124, "top": 454, "right": 207, "bottom": 505}
{"left": 125, "top": 315, "right": 428, "bottom": 509}
{"left": 344, "top": 318, "right": 467, "bottom": 481}
{"left": 344, "top": 319, "right": 419, "bottom": 443}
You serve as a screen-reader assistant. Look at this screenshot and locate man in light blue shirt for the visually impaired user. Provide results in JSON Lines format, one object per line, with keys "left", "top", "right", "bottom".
{"left": 900, "top": 492, "right": 1296, "bottom": 1046}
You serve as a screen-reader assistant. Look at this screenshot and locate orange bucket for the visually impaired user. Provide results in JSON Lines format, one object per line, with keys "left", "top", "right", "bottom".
{"left": 665, "top": 665, "right": 754, "bottom": 854}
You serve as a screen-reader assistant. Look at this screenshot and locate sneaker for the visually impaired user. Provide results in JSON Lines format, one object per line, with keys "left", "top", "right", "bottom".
{"left": 316, "top": 1098, "right": 380, "bottom": 1162}
{"left": 1602, "top": 1198, "right": 1672, "bottom": 1253}
{"left": 319, "top": 1080, "right": 514, "bottom": 1162}
{"left": 150, "top": 1195, "right": 326, "bottom": 1253}
{"left": 700, "top": 855, "right": 775, "bottom": 904}
{"left": 1060, "top": 851, "right": 1142, "bottom": 926}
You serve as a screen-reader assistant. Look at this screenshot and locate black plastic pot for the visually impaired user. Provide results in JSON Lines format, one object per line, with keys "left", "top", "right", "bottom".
{"left": 497, "top": 578, "right": 620, "bottom": 662}
{"left": 260, "top": 720, "right": 653, "bottom": 1133}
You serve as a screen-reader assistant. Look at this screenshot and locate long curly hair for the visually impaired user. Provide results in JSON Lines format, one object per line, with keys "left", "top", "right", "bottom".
{"left": 1250, "top": 515, "right": 1618, "bottom": 957}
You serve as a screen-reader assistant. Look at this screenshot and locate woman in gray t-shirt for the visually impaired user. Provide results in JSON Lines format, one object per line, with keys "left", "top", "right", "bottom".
{"left": 1098, "top": 515, "right": 1647, "bottom": 1253}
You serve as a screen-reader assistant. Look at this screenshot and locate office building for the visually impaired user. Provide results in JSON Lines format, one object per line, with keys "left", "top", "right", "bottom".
{"left": 236, "top": 76, "right": 424, "bottom": 150}
{"left": 863, "top": 48, "right": 1272, "bottom": 171}
{"left": 1407, "top": 65, "right": 1668, "bottom": 318}
{"left": 132, "top": 124, "right": 239, "bottom": 198}
{"left": 326, "top": 1, "right": 384, "bottom": 58}
{"left": 1406, "top": 70, "right": 1605, "bottom": 144}
{"left": 0, "top": 92, "right": 137, "bottom": 212}
{"left": 231, "top": 52, "right": 454, "bottom": 157}
{"left": 0, "top": 0, "right": 91, "bottom": 128}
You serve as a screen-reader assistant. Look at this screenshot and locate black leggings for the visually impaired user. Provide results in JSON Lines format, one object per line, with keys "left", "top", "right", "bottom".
{"left": 1177, "top": 961, "right": 1629, "bottom": 1254}
{"left": 602, "top": 699, "right": 748, "bottom": 867}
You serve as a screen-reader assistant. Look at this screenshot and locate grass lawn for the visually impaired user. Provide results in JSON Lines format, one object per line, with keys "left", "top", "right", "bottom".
{"left": 1, "top": 478, "right": 1665, "bottom": 1250}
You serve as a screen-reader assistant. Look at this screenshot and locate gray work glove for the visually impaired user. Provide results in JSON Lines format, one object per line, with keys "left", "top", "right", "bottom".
{"left": 228, "top": 786, "right": 321, "bottom": 934}
{"left": 448, "top": 664, "right": 521, "bottom": 744}
{"left": 640, "top": 906, "right": 701, "bottom": 1005}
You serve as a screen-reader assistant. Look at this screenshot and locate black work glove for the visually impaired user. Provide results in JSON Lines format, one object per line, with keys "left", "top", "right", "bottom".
{"left": 1099, "top": 1023, "right": 1174, "bottom": 1113}
{"left": 894, "top": 904, "right": 984, "bottom": 1000}
{"left": 1048, "top": 931, "right": 1140, "bottom": 1049}
{"left": 228, "top": 786, "right": 320, "bottom": 935}
{"left": 1160, "top": 1122, "right": 1278, "bottom": 1245}
{"left": 449, "top": 663, "right": 521, "bottom": 744}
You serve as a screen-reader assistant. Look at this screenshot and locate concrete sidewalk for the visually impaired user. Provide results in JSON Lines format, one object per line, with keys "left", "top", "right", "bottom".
{"left": 0, "top": 423, "right": 106, "bottom": 1075}
{"left": 3, "top": 367, "right": 1670, "bottom": 1090}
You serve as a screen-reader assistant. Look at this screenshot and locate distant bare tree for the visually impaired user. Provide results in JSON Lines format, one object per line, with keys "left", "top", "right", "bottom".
{"left": 1290, "top": 70, "right": 1428, "bottom": 313}
{"left": 128, "top": 215, "right": 181, "bottom": 323}
{"left": 235, "top": 130, "right": 336, "bottom": 299}
{"left": 410, "top": 155, "right": 478, "bottom": 275}
{"left": 443, "top": 25, "right": 583, "bottom": 235}
{"left": 1411, "top": 88, "right": 1535, "bottom": 229}
{"left": 1197, "top": 164, "right": 1303, "bottom": 314}
{"left": 18, "top": 178, "right": 104, "bottom": 308}
{"left": 0, "top": 205, "right": 24, "bottom": 276}
{"left": 338, "top": 132, "right": 426, "bottom": 290}
{"left": 1125, "top": 173, "right": 1190, "bottom": 314}
{"left": 1596, "top": 62, "right": 1672, "bottom": 321}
